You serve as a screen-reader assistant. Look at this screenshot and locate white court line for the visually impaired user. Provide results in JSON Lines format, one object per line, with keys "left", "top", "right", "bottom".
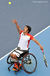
{"left": 34, "top": 25, "right": 50, "bottom": 37}
{"left": 0, "top": 25, "right": 50, "bottom": 61}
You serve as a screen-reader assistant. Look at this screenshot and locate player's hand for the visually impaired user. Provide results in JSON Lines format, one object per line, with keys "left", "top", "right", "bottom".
{"left": 40, "top": 45, "right": 43, "bottom": 50}
{"left": 12, "top": 19, "right": 18, "bottom": 24}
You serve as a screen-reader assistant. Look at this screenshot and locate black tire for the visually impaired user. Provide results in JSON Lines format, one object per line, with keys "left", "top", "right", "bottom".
{"left": 22, "top": 53, "right": 37, "bottom": 74}
{"left": 7, "top": 55, "right": 12, "bottom": 64}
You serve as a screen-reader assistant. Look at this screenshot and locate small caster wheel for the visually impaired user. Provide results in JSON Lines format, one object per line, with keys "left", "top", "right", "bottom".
{"left": 15, "top": 71, "right": 17, "bottom": 74}
{"left": 8, "top": 68, "right": 10, "bottom": 71}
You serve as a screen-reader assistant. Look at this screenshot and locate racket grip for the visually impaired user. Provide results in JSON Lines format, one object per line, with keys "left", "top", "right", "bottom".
{"left": 44, "top": 58, "right": 48, "bottom": 67}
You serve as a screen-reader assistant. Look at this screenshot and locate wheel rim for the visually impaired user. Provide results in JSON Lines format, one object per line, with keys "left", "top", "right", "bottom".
{"left": 7, "top": 55, "right": 12, "bottom": 64}
{"left": 22, "top": 53, "right": 37, "bottom": 74}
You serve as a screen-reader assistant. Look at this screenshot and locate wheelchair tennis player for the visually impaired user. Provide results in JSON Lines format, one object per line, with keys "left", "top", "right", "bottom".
{"left": 10, "top": 19, "right": 45, "bottom": 71}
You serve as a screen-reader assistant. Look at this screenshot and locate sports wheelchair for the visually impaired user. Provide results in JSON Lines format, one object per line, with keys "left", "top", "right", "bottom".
{"left": 7, "top": 47, "right": 37, "bottom": 74}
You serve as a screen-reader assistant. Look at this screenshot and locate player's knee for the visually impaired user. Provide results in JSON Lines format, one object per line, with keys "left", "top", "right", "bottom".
{"left": 10, "top": 53, "right": 14, "bottom": 58}
{"left": 14, "top": 55, "right": 17, "bottom": 59}
{"left": 10, "top": 53, "right": 13, "bottom": 57}
{"left": 10, "top": 53, "right": 17, "bottom": 59}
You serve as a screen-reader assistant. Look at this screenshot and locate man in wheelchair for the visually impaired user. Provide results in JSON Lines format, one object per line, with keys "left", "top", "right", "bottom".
{"left": 10, "top": 47, "right": 29, "bottom": 71}
{"left": 10, "top": 19, "right": 43, "bottom": 71}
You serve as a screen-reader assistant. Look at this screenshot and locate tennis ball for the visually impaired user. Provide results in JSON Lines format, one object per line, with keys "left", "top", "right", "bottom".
{"left": 8, "top": 2, "right": 11, "bottom": 5}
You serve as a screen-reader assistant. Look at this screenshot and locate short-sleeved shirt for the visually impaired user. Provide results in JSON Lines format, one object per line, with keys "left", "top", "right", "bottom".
{"left": 18, "top": 30, "right": 34, "bottom": 50}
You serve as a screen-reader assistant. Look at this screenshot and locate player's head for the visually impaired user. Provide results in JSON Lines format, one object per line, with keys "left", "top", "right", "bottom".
{"left": 23, "top": 25, "right": 31, "bottom": 33}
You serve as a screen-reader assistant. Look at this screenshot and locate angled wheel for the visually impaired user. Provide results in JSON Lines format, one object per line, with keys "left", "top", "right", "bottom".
{"left": 22, "top": 53, "right": 37, "bottom": 74}
{"left": 7, "top": 55, "right": 13, "bottom": 64}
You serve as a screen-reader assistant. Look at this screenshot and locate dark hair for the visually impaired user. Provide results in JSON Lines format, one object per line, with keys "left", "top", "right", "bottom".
{"left": 26, "top": 25, "right": 31, "bottom": 33}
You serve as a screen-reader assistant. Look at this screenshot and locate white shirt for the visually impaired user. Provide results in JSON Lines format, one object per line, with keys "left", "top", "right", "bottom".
{"left": 18, "top": 30, "right": 34, "bottom": 50}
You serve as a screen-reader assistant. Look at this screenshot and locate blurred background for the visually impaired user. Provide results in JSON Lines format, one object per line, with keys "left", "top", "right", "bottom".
{"left": 0, "top": 0, "right": 50, "bottom": 58}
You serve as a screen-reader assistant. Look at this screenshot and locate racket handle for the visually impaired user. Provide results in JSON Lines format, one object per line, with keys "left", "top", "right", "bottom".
{"left": 44, "top": 58, "right": 48, "bottom": 67}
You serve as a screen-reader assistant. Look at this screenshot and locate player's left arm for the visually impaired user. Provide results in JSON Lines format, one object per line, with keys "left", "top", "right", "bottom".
{"left": 32, "top": 37, "right": 43, "bottom": 51}
{"left": 32, "top": 37, "right": 48, "bottom": 67}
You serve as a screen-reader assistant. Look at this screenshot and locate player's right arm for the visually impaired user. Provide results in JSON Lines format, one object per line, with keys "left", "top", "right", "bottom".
{"left": 12, "top": 19, "right": 22, "bottom": 34}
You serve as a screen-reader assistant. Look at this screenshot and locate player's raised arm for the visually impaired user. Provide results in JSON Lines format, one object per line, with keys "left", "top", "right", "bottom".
{"left": 12, "top": 19, "right": 22, "bottom": 34}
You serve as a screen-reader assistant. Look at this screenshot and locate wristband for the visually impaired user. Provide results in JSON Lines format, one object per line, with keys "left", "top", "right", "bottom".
{"left": 42, "top": 50, "right": 44, "bottom": 53}
{"left": 42, "top": 50, "right": 44, "bottom": 55}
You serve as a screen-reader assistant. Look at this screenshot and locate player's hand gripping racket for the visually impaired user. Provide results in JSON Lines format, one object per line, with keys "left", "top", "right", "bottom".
{"left": 42, "top": 50, "right": 48, "bottom": 67}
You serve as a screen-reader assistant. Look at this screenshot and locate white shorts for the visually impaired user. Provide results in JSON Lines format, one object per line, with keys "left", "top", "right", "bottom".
{"left": 12, "top": 47, "right": 29, "bottom": 58}
{"left": 12, "top": 49, "right": 24, "bottom": 57}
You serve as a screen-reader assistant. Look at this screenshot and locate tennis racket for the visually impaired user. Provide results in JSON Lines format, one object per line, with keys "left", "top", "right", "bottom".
{"left": 43, "top": 54, "right": 48, "bottom": 67}
{"left": 42, "top": 50, "right": 48, "bottom": 67}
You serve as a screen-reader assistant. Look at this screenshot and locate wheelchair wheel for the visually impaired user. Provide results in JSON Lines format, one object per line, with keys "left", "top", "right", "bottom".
{"left": 22, "top": 53, "right": 37, "bottom": 74}
{"left": 7, "top": 55, "right": 13, "bottom": 64}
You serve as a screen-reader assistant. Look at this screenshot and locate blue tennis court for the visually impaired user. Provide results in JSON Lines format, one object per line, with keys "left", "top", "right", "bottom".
{"left": 0, "top": 26, "right": 50, "bottom": 76}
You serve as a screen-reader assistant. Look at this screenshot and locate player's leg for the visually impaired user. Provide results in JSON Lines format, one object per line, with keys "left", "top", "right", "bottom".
{"left": 10, "top": 51, "right": 22, "bottom": 71}
{"left": 10, "top": 53, "right": 18, "bottom": 60}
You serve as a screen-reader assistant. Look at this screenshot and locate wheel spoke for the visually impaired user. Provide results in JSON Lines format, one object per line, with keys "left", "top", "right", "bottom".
{"left": 22, "top": 53, "right": 37, "bottom": 73}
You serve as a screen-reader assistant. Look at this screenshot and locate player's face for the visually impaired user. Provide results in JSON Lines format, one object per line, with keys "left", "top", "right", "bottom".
{"left": 23, "top": 26, "right": 28, "bottom": 33}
